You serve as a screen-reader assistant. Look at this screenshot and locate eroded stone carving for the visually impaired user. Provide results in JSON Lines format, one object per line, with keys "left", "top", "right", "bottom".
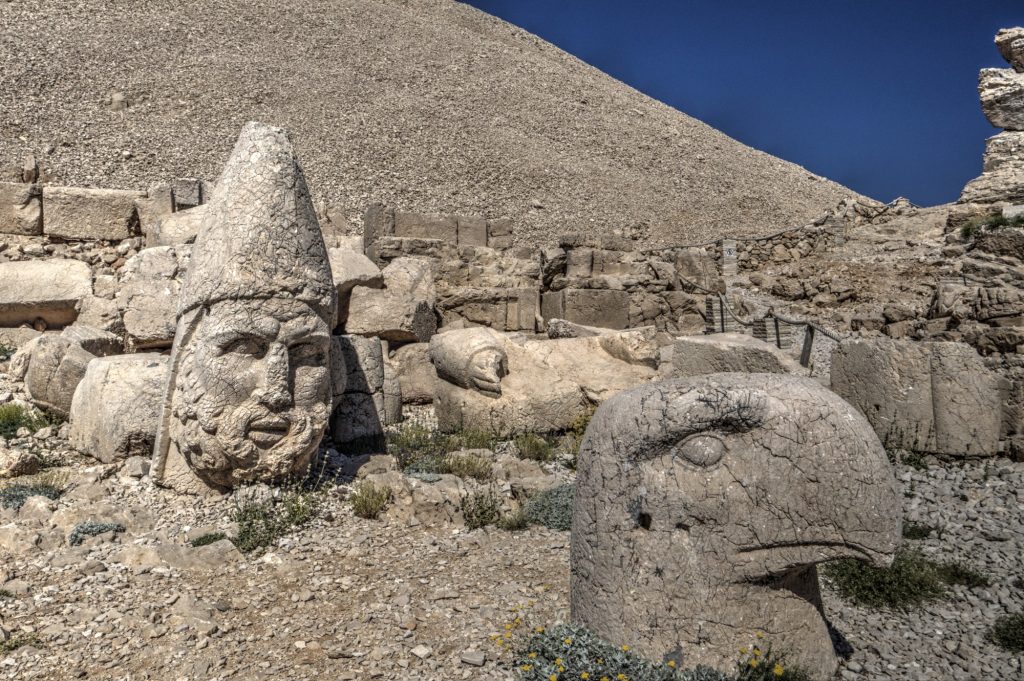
{"left": 152, "top": 122, "right": 337, "bottom": 494}
{"left": 571, "top": 373, "right": 900, "bottom": 679}
{"left": 429, "top": 327, "right": 657, "bottom": 435}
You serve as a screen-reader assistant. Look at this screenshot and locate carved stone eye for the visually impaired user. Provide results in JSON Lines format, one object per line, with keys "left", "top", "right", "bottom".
{"left": 673, "top": 434, "right": 726, "bottom": 467}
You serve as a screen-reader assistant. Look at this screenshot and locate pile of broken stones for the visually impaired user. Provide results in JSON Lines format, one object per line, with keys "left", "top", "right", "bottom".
{"left": 1, "top": 31, "right": 1024, "bottom": 679}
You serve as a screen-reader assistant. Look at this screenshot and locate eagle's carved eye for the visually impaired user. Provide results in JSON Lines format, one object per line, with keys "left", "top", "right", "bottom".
{"left": 673, "top": 433, "right": 726, "bottom": 468}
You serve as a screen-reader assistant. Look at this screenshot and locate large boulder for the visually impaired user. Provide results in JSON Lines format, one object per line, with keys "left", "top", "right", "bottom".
{"left": 345, "top": 257, "right": 437, "bottom": 342}
{"left": 0, "top": 182, "right": 42, "bottom": 235}
{"left": 60, "top": 324, "right": 122, "bottom": 356}
{"left": 42, "top": 186, "right": 145, "bottom": 241}
{"left": 68, "top": 354, "right": 168, "bottom": 463}
{"left": 571, "top": 373, "right": 900, "bottom": 680}
{"left": 10, "top": 335, "right": 97, "bottom": 417}
{"left": 831, "top": 338, "right": 1001, "bottom": 457}
{"left": 115, "top": 245, "right": 190, "bottom": 350}
{"left": 330, "top": 335, "right": 401, "bottom": 452}
{"left": 997, "top": 27, "right": 1024, "bottom": 72}
{"left": 663, "top": 332, "right": 802, "bottom": 378}
{"left": 0, "top": 259, "right": 92, "bottom": 328}
{"left": 980, "top": 68, "right": 1024, "bottom": 131}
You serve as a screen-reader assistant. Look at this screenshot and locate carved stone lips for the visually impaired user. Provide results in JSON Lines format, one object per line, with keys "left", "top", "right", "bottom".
{"left": 248, "top": 415, "right": 289, "bottom": 447}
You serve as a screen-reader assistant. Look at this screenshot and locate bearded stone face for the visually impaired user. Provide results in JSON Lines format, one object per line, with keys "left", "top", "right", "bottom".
{"left": 169, "top": 297, "right": 332, "bottom": 489}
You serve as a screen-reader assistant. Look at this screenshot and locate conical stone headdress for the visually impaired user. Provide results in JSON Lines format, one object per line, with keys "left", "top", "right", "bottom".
{"left": 179, "top": 121, "right": 336, "bottom": 326}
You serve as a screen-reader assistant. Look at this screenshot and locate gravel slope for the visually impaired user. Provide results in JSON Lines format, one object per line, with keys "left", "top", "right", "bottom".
{"left": 0, "top": 0, "right": 862, "bottom": 247}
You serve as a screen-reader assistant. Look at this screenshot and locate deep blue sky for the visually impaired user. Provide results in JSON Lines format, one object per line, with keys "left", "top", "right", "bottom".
{"left": 464, "top": 0, "right": 1023, "bottom": 206}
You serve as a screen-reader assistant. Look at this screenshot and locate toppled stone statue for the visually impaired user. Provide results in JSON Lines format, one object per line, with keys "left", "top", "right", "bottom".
{"left": 152, "top": 122, "right": 337, "bottom": 494}
{"left": 429, "top": 326, "right": 659, "bottom": 436}
{"left": 571, "top": 373, "right": 900, "bottom": 679}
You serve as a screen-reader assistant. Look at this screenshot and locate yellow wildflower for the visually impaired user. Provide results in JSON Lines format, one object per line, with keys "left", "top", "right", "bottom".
{"left": 621, "top": 645, "right": 630, "bottom": 652}
{"left": 581, "top": 674, "right": 591, "bottom": 680}
{"left": 528, "top": 652, "right": 538, "bottom": 659}
{"left": 616, "top": 674, "right": 628, "bottom": 681}
{"left": 749, "top": 659, "right": 759, "bottom": 668}
{"left": 773, "top": 663, "right": 785, "bottom": 677}
{"left": 756, "top": 631, "right": 765, "bottom": 639}
{"left": 740, "top": 647, "right": 748, "bottom": 655}
{"left": 550, "top": 675, "right": 558, "bottom": 681}
{"left": 564, "top": 638, "right": 574, "bottom": 645}
{"left": 666, "top": 660, "right": 676, "bottom": 668}
{"left": 521, "top": 665, "right": 533, "bottom": 672}
{"left": 753, "top": 648, "right": 762, "bottom": 657}
{"left": 535, "top": 626, "right": 546, "bottom": 634}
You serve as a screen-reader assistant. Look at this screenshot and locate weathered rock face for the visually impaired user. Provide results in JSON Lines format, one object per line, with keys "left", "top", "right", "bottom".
{"left": 960, "top": 132, "right": 1024, "bottom": 204}
{"left": 0, "top": 259, "right": 93, "bottom": 328}
{"left": 662, "top": 332, "right": 801, "bottom": 378}
{"left": 115, "top": 245, "right": 190, "bottom": 350}
{"left": 328, "top": 247, "right": 383, "bottom": 327}
{"left": 389, "top": 342, "right": 436, "bottom": 405}
{"left": 429, "top": 327, "right": 657, "bottom": 436}
{"left": 0, "top": 182, "right": 42, "bottom": 235}
{"left": 831, "top": 338, "right": 1001, "bottom": 457}
{"left": 146, "top": 205, "right": 206, "bottom": 247}
{"left": 152, "top": 122, "right": 336, "bottom": 494}
{"left": 571, "top": 373, "right": 900, "bottom": 679}
{"left": 10, "top": 335, "right": 97, "bottom": 417}
{"left": 997, "top": 27, "right": 1024, "bottom": 72}
{"left": 329, "top": 335, "right": 401, "bottom": 452}
{"left": 345, "top": 257, "right": 437, "bottom": 341}
{"left": 69, "top": 354, "right": 168, "bottom": 463}
{"left": 980, "top": 68, "right": 1024, "bottom": 131}
{"left": 42, "top": 186, "right": 145, "bottom": 241}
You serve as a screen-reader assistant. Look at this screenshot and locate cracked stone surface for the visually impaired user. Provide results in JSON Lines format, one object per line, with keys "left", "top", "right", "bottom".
{"left": 152, "top": 122, "right": 337, "bottom": 494}
{"left": 571, "top": 373, "right": 901, "bottom": 679}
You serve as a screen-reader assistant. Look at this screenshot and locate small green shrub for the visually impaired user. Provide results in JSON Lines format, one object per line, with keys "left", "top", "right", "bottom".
{"left": 961, "top": 213, "right": 1024, "bottom": 240}
{"left": 388, "top": 423, "right": 499, "bottom": 473}
{"left": 987, "top": 613, "right": 1024, "bottom": 652}
{"left": 514, "top": 433, "right": 555, "bottom": 462}
{"left": 0, "top": 589, "right": 12, "bottom": 599}
{"left": 0, "top": 482, "right": 63, "bottom": 510}
{"left": 513, "top": 624, "right": 808, "bottom": 681}
{"left": 561, "top": 407, "right": 595, "bottom": 469}
{"left": 524, "top": 483, "right": 574, "bottom": 531}
{"left": 497, "top": 508, "right": 529, "bottom": 532}
{"left": 0, "top": 633, "right": 41, "bottom": 653}
{"left": 823, "top": 547, "right": 989, "bottom": 609}
{"left": 189, "top": 532, "right": 227, "bottom": 548}
{"left": 461, "top": 489, "right": 501, "bottom": 530}
{"left": 934, "top": 559, "right": 991, "bottom": 588}
{"left": 0, "top": 344, "right": 13, "bottom": 362}
{"left": 902, "top": 521, "right": 936, "bottom": 540}
{"left": 444, "top": 451, "right": 493, "bottom": 481}
{"left": 68, "top": 521, "right": 125, "bottom": 546}
{"left": 349, "top": 480, "right": 391, "bottom": 520}
{"left": 232, "top": 481, "right": 323, "bottom": 552}
{"left": 0, "top": 404, "right": 61, "bottom": 439}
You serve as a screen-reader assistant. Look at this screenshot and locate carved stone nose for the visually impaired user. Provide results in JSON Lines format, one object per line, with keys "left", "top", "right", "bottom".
{"left": 256, "top": 343, "right": 291, "bottom": 409}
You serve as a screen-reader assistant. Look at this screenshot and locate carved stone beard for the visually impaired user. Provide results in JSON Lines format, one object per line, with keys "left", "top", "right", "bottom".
{"left": 168, "top": 308, "right": 331, "bottom": 489}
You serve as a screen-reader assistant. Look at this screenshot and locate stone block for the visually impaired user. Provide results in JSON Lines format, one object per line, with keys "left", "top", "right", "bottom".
{"left": 505, "top": 287, "right": 539, "bottom": 332}
{"left": 0, "top": 259, "right": 92, "bottom": 328}
{"left": 345, "top": 257, "right": 437, "bottom": 342}
{"left": 147, "top": 205, "right": 206, "bottom": 247}
{"left": 134, "top": 183, "right": 174, "bottom": 241}
{"left": 171, "top": 177, "right": 208, "bottom": 211}
{"left": 457, "top": 216, "right": 488, "bottom": 247}
{"left": 10, "top": 335, "right": 96, "bottom": 417}
{"left": 486, "top": 217, "right": 513, "bottom": 249}
{"left": 542, "top": 289, "right": 629, "bottom": 330}
{"left": 60, "top": 324, "right": 122, "bottom": 356}
{"left": 394, "top": 212, "right": 457, "bottom": 242}
{"left": 362, "top": 203, "right": 394, "bottom": 256}
{"left": 390, "top": 342, "right": 436, "bottom": 404}
{"left": 42, "top": 186, "right": 145, "bottom": 241}
{"left": 565, "top": 248, "right": 593, "bottom": 277}
{"left": 328, "top": 247, "right": 383, "bottom": 326}
{"left": 831, "top": 338, "right": 1001, "bottom": 457}
{"left": 330, "top": 392, "right": 387, "bottom": 453}
{"left": 666, "top": 333, "right": 801, "bottom": 378}
{"left": 0, "top": 182, "right": 41, "bottom": 235}
{"left": 69, "top": 354, "right": 169, "bottom": 463}
{"left": 115, "top": 246, "right": 190, "bottom": 350}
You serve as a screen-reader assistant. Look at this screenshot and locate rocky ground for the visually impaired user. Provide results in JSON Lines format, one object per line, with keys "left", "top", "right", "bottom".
{"left": 1, "top": 361, "right": 1022, "bottom": 681}
{"left": 0, "top": 0, "right": 857, "bottom": 247}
